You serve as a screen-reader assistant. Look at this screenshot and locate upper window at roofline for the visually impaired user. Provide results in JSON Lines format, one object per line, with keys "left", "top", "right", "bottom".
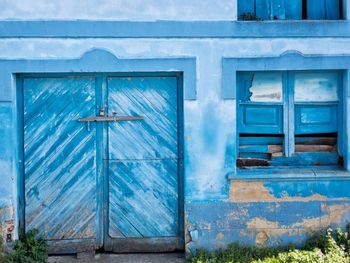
{"left": 238, "top": 0, "right": 343, "bottom": 21}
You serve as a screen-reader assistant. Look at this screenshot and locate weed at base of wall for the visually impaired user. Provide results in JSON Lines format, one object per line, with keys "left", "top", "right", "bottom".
{"left": 1, "top": 229, "right": 48, "bottom": 263}
{"left": 189, "top": 226, "right": 350, "bottom": 263}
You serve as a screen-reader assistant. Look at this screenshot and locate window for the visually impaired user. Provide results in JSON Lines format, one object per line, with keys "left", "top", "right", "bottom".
{"left": 237, "top": 71, "right": 342, "bottom": 169}
{"left": 238, "top": 0, "right": 343, "bottom": 21}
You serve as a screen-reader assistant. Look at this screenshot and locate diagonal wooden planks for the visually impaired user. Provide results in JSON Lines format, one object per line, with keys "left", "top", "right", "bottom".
{"left": 107, "top": 77, "right": 179, "bottom": 239}
{"left": 24, "top": 77, "right": 97, "bottom": 240}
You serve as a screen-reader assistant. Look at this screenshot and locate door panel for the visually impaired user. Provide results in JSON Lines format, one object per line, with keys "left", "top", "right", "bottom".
{"left": 106, "top": 77, "right": 180, "bottom": 251}
{"left": 107, "top": 77, "right": 178, "bottom": 159}
{"left": 108, "top": 159, "right": 178, "bottom": 238}
{"left": 24, "top": 77, "right": 97, "bottom": 243}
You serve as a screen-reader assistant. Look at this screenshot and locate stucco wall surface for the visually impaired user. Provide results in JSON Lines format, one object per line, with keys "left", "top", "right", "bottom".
{"left": 0, "top": 0, "right": 236, "bottom": 21}
{"left": 0, "top": 38, "right": 350, "bottom": 196}
{"left": 0, "top": 38, "right": 350, "bottom": 252}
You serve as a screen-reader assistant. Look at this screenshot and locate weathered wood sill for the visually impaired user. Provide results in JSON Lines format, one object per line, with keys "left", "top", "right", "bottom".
{"left": 228, "top": 167, "right": 350, "bottom": 181}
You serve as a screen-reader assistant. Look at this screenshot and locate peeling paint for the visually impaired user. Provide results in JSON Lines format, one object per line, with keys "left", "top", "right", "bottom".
{"left": 0, "top": 206, "right": 15, "bottom": 243}
{"left": 320, "top": 203, "right": 350, "bottom": 227}
{"left": 185, "top": 212, "right": 196, "bottom": 245}
{"left": 249, "top": 72, "right": 283, "bottom": 102}
{"left": 240, "top": 217, "right": 301, "bottom": 246}
{"left": 229, "top": 181, "right": 340, "bottom": 203}
{"left": 216, "top": 232, "right": 224, "bottom": 240}
{"left": 294, "top": 72, "right": 338, "bottom": 102}
{"left": 241, "top": 217, "right": 303, "bottom": 246}
{"left": 255, "top": 231, "right": 270, "bottom": 246}
{"left": 246, "top": 217, "right": 279, "bottom": 230}
{"left": 238, "top": 203, "right": 350, "bottom": 246}
{"left": 228, "top": 207, "right": 249, "bottom": 219}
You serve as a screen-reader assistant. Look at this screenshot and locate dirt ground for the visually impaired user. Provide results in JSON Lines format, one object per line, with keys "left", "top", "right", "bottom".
{"left": 48, "top": 252, "right": 185, "bottom": 263}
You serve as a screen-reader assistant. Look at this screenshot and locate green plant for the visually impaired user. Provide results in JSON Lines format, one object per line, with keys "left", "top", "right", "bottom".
{"left": 4, "top": 229, "right": 48, "bottom": 263}
{"left": 189, "top": 243, "right": 287, "bottom": 263}
{"left": 189, "top": 226, "right": 350, "bottom": 263}
{"left": 0, "top": 237, "right": 7, "bottom": 263}
{"left": 261, "top": 249, "right": 324, "bottom": 263}
{"left": 323, "top": 229, "right": 349, "bottom": 263}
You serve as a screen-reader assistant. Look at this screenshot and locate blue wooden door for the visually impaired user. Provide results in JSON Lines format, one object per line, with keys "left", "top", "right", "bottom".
{"left": 23, "top": 77, "right": 99, "bottom": 253}
{"left": 105, "top": 76, "right": 182, "bottom": 252}
{"left": 23, "top": 75, "right": 182, "bottom": 253}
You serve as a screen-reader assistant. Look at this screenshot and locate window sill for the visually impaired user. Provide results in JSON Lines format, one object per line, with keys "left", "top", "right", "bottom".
{"left": 228, "top": 166, "right": 350, "bottom": 181}
{"left": 237, "top": 20, "right": 346, "bottom": 23}
{"left": 232, "top": 20, "right": 349, "bottom": 38}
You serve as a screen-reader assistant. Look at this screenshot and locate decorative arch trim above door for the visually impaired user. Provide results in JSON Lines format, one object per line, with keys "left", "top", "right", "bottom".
{"left": 7, "top": 50, "right": 193, "bottom": 253}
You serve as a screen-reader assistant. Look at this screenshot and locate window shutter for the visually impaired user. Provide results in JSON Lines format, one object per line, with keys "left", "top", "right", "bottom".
{"left": 285, "top": 0, "right": 302, "bottom": 19}
{"left": 307, "top": 0, "right": 326, "bottom": 19}
{"left": 325, "top": 0, "right": 340, "bottom": 19}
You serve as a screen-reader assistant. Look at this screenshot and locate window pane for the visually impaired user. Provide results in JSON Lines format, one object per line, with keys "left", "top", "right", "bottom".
{"left": 248, "top": 72, "right": 283, "bottom": 102}
{"left": 294, "top": 72, "right": 338, "bottom": 102}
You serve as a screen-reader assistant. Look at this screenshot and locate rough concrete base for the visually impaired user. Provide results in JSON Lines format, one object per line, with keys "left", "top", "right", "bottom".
{"left": 48, "top": 253, "right": 185, "bottom": 263}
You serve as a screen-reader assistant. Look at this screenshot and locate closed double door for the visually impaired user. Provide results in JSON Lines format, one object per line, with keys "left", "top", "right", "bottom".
{"left": 22, "top": 74, "right": 183, "bottom": 253}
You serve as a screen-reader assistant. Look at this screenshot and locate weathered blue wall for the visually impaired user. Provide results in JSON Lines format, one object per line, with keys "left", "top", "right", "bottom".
{"left": 0, "top": 0, "right": 237, "bottom": 20}
{"left": 0, "top": 102, "right": 14, "bottom": 243}
{"left": 187, "top": 178, "right": 350, "bottom": 252}
{"left": 1, "top": 0, "right": 350, "bottom": 255}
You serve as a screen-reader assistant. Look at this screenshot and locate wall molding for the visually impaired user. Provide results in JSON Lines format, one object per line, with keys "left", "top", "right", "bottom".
{"left": 222, "top": 51, "right": 350, "bottom": 99}
{"left": 0, "top": 48, "right": 197, "bottom": 101}
{"left": 0, "top": 20, "right": 349, "bottom": 38}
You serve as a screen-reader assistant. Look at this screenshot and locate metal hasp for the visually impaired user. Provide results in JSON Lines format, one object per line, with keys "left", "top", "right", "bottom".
{"left": 78, "top": 115, "right": 144, "bottom": 122}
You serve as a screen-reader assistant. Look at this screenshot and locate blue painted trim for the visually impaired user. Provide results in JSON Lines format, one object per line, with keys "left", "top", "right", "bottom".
{"left": 222, "top": 60, "right": 237, "bottom": 99}
{"left": 228, "top": 169, "right": 350, "bottom": 181}
{"left": 287, "top": 72, "right": 295, "bottom": 156}
{"left": 176, "top": 76, "right": 185, "bottom": 242}
{"left": 337, "top": 73, "right": 344, "bottom": 156}
{"left": 344, "top": 70, "right": 350, "bottom": 170}
{"left": 95, "top": 75, "right": 104, "bottom": 248}
{"left": 345, "top": 0, "right": 350, "bottom": 19}
{"left": 14, "top": 76, "right": 23, "bottom": 238}
{"left": 223, "top": 51, "right": 350, "bottom": 173}
{"left": 0, "top": 20, "right": 350, "bottom": 38}
{"left": 282, "top": 72, "right": 290, "bottom": 156}
{"left": 223, "top": 52, "right": 350, "bottom": 99}
{"left": 0, "top": 48, "right": 196, "bottom": 101}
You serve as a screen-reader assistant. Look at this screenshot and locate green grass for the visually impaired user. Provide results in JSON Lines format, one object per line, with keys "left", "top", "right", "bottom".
{"left": 189, "top": 226, "right": 350, "bottom": 263}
